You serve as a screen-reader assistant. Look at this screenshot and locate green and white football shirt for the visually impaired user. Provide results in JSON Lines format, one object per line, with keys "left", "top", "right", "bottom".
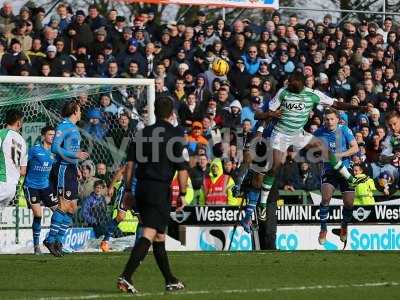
{"left": 0, "top": 128, "right": 27, "bottom": 185}
{"left": 269, "top": 87, "right": 335, "bottom": 135}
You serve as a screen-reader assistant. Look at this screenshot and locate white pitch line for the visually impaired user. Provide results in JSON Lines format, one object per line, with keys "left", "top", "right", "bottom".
{"left": 34, "top": 281, "right": 400, "bottom": 300}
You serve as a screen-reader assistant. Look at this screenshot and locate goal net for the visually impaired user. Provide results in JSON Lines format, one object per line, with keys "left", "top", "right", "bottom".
{"left": 0, "top": 76, "right": 155, "bottom": 253}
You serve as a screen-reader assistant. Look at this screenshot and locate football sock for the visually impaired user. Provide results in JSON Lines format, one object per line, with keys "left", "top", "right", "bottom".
{"left": 320, "top": 204, "right": 329, "bottom": 231}
{"left": 243, "top": 189, "right": 260, "bottom": 222}
{"left": 32, "top": 216, "right": 42, "bottom": 246}
{"left": 342, "top": 206, "right": 353, "bottom": 228}
{"left": 328, "top": 152, "right": 355, "bottom": 182}
{"left": 56, "top": 212, "right": 73, "bottom": 243}
{"left": 103, "top": 218, "right": 118, "bottom": 242}
{"left": 46, "top": 208, "right": 65, "bottom": 243}
{"left": 122, "top": 237, "right": 151, "bottom": 281}
{"left": 153, "top": 241, "right": 175, "bottom": 284}
{"left": 260, "top": 175, "right": 275, "bottom": 206}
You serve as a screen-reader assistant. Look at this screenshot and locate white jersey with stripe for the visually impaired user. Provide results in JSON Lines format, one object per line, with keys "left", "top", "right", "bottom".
{"left": 0, "top": 129, "right": 27, "bottom": 185}
{"left": 269, "top": 87, "right": 336, "bottom": 135}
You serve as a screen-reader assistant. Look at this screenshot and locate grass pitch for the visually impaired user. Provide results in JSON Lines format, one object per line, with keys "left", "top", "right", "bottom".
{"left": 0, "top": 251, "right": 399, "bottom": 300}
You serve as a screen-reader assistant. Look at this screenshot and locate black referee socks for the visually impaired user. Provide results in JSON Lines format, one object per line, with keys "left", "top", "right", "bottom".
{"left": 153, "top": 241, "right": 175, "bottom": 284}
{"left": 122, "top": 237, "right": 152, "bottom": 280}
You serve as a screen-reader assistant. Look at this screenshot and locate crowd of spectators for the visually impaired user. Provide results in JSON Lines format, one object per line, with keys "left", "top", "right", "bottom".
{"left": 3, "top": 1, "right": 400, "bottom": 211}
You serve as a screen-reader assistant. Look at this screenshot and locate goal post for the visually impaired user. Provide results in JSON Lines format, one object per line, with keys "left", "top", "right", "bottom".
{"left": 0, "top": 76, "right": 155, "bottom": 168}
{"left": 0, "top": 76, "right": 156, "bottom": 125}
{"left": 0, "top": 76, "right": 156, "bottom": 252}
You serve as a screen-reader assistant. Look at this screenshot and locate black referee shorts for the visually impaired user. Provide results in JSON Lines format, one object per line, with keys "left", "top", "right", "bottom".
{"left": 135, "top": 179, "right": 171, "bottom": 234}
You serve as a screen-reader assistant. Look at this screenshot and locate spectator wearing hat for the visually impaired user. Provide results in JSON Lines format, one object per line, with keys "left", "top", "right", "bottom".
{"left": 44, "top": 44, "right": 67, "bottom": 76}
{"left": 222, "top": 100, "right": 242, "bottom": 129}
{"left": 199, "top": 158, "right": 239, "bottom": 206}
{"left": 270, "top": 50, "right": 296, "bottom": 83}
{"left": 241, "top": 96, "right": 262, "bottom": 128}
{"left": 84, "top": 108, "right": 107, "bottom": 140}
{"left": 227, "top": 57, "right": 251, "bottom": 99}
{"left": 187, "top": 121, "right": 209, "bottom": 147}
{"left": 194, "top": 30, "right": 207, "bottom": 53}
{"left": 171, "top": 48, "right": 190, "bottom": 75}
{"left": 8, "top": 20, "right": 32, "bottom": 52}
{"left": 90, "top": 27, "right": 108, "bottom": 56}
{"left": 192, "top": 74, "right": 211, "bottom": 104}
{"left": 369, "top": 108, "right": 382, "bottom": 133}
{"left": 220, "top": 25, "right": 233, "bottom": 49}
{"left": 116, "top": 38, "right": 145, "bottom": 74}
{"left": 67, "top": 10, "right": 93, "bottom": 51}
{"left": 109, "top": 15, "right": 126, "bottom": 44}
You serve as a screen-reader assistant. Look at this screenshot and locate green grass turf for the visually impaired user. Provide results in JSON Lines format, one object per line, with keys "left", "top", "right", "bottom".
{"left": 0, "top": 251, "right": 399, "bottom": 300}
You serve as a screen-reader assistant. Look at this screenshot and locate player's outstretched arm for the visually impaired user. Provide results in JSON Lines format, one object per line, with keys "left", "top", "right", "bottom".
{"left": 254, "top": 109, "right": 282, "bottom": 121}
{"left": 332, "top": 100, "right": 369, "bottom": 112}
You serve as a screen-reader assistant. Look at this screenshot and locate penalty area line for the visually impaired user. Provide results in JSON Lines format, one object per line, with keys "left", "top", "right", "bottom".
{"left": 35, "top": 281, "right": 400, "bottom": 300}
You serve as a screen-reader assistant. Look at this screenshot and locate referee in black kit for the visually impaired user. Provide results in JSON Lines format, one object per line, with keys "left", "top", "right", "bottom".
{"left": 117, "top": 97, "right": 189, "bottom": 294}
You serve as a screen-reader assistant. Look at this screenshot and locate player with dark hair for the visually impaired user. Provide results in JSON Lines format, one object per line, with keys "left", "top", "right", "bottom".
{"left": 24, "top": 125, "right": 58, "bottom": 254}
{"left": 43, "top": 101, "right": 89, "bottom": 256}
{"left": 0, "top": 110, "right": 27, "bottom": 209}
{"left": 117, "top": 96, "right": 189, "bottom": 294}
{"left": 314, "top": 108, "right": 359, "bottom": 245}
